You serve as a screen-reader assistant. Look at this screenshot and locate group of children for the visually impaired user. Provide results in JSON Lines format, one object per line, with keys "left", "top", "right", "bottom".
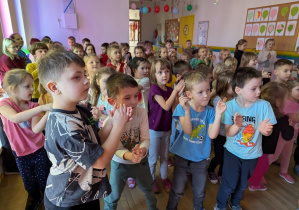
{"left": 0, "top": 34, "right": 298, "bottom": 210}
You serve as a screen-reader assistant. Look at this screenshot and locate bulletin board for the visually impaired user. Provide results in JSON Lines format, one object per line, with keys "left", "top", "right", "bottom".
{"left": 179, "top": 15, "right": 195, "bottom": 51}
{"left": 243, "top": 2, "right": 299, "bottom": 51}
{"left": 165, "top": 18, "right": 180, "bottom": 44}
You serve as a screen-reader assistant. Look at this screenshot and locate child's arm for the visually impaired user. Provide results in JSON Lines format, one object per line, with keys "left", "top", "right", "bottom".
{"left": 154, "top": 80, "right": 185, "bottom": 111}
{"left": 31, "top": 111, "right": 49, "bottom": 133}
{"left": 257, "top": 51, "right": 268, "bottom": 64}
{"left": 258, "top": 119, "right": 273, "bottom": 136}
{"left": 178, "top": 96, "right": 192, "bottom": 135}
{"left": 269, "top": 51, "right": 277, "bottom": 64}
{"left": 281, "top": 117, "right": 295, "bottom": 141}
{"left": 288, "top": 112, "right": 299, "bottom": 123}
{"left": 208, "top": 100, "right": 227, "bottom": 139}
{"left": 0, "top": 103, "right": 52, "bottom": 124}
{"left": 93, "top": 104, "right": 133, "bottom": 169}
{"left": 225, "top": 112, "right": 243, "bottom": 137}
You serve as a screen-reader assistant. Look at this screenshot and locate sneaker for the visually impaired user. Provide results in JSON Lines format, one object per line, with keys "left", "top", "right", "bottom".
{"left": 231, "top": 205, "right": 243, "bottom": 210}
{"left": 279, "top": 173, "right": 295, "bottom": 184}
{"left": 295, "top": 164, "right": 299, "bottom": 175}
{"left": 208, "top": 172, "right": 218, "bottom": 184}
{"left": 168, "top": 160, "right": 173, "bottom": 167}
{"left": 214, "top": 204, "right": 227, "bottom": 210}
{"left": 248, "top": 184, "right": 267, "bottom": 191}
{"left": 162, "top": 178, "right": 171, "bottom": 193}
{"left": 153, "top": 179, "right": 160, "bottom": 194}
{"left": 127, "top": 177, "right": 136, "bottom": 189}
{"left": 218, "top": 176, "right": 223, "bottom": 184}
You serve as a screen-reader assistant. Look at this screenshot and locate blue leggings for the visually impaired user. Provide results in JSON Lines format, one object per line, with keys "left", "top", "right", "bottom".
{"left": 13, "top": 147, "right": 50, "bottom": 199}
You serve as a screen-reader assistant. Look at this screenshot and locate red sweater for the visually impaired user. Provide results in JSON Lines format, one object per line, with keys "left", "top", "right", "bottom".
{"left": 100, "top": 54, "right": 109, "bottom": 66}
{"left": 106, "top": 62, "right": 125, "bottom": 73}
{"left": 0, "top": 54, "right": 25, "bottom": 86}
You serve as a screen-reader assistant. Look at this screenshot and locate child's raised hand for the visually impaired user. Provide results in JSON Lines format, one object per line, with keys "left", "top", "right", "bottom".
{"left": 174, "top": 79, "right": 185, "bottom": 94}
{"left": 267, "top": 53, "right": 271, "bottom": 60}
{"left": 215, "top": 99, "right": 227, "bottom": 115}
{"left": 233, "top": 112, "right": 243, "bottom": 128}
{"left": 262, "top": 69, "right": 270, "bottom": 78}
{"left": 109, "top": 104, "right": 133, "bottom": 126}
{"left": 124, "top": 64, "right": 132, "bottom": 76}
{"left": 179, "top": 96, "right": 190, "bottom": 110}
{"left": 258, "top": 119, "right": 273, "bottom": 136}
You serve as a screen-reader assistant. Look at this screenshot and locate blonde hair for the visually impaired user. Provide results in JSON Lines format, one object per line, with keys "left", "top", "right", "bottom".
{"left": 183, "top": 71, "right": 207, "bottom": 92}
{"left": 219, "top": 48, "right": 231, "bottom": 60}
{"left": 180, "top": 52, "right": 189, "bottom": 59}
{"left": 150, "top": 58, "right": 172, "bottom": 85}
{"left": 213, "top": 62, "right": 228, "bottom": 79}
{"left": 3, "top": 69, "right": 32, "bottom": 94}
{"left": 239, "top": 52, "right": 257, "bottom": 67}
{"left": 107, "top": 45, "right": 120, "bottom": 56}
{"left": 158, "top": 46, "right": 167, "bottom": 58}
{"left": 286, "top": 78, "right": 299, "bottom": 91}
{"left": 225, "top": 57, "right": 238, "bottom": 70}
{"left": 83, "top": 53, "right": 99, "bottom": 64}
{"left": 2, "top": 38, "right": 17, "bottom": 59}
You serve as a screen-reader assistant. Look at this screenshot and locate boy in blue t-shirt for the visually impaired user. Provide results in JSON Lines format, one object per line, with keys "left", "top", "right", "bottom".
{"left": 167, "top": 71, "right": 227, "bottom": 210}
{"left": 214, "top": 67, "right": 277, "bottom": 210}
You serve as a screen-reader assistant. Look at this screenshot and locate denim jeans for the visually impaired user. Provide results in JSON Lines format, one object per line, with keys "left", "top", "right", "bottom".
{"left": 167, "top": 155, "right": 209, "bottom": 210}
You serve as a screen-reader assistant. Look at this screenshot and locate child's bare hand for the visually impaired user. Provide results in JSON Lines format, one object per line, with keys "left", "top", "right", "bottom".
{"left": 91, "top": 107, "right": 101, "bottom": 120}
{"left": 289, "top": 118, "right": 293, "bottom": 126}
{"left": 258, "top": 119, "right": 273, "bottom": 135}
{"left": 0, "top": 88, "right": 4, "bottom": 97}
{"left": 42, "top": 103, "right": 52, "bottom": 112}
{"left": 179, "top": 96, "right": 190, "bottom": 110}
{"left": 110, "top": 104, "right": 133, "bottom": 126}
{"left": 174, "top": 79, "right": 185, "bottom": 93}
{"left": 262, "top": 69, "right": 270, "bottom": 78}
{"left": 216, "top": 100, "right": 227, "bottom": 115}
{"left": 124, "top": 64, "right": 132, "bottom": 76}
{"left": 234, "top": 112, "right": 243, "bottom": 128}
{"left": 267, "top": 53, "right": 271, "bottom": 60}
{"left": 131, "top": 144, "right": 143, "bottom": 163}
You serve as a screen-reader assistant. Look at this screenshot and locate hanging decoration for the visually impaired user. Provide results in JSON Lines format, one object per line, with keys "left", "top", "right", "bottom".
{"left": 130, "top": 3, "right": 136, "bottom": 10}
{"left": 143, "top": 7, "right": 149, "bottom": 14}
{"left": 164, "top": 4, "right": 170, "bottom": 12}
{"left": 187, "top": 4, "right": 192, "bottom": 11}
{"left": 155, "top": 5, "right": 160, "bottom": 13}
{"left": 148, "top": 7, "right": 151, "bottom": 13}
{"left": 173, "top": 7, "right": 179, "bottom": 15}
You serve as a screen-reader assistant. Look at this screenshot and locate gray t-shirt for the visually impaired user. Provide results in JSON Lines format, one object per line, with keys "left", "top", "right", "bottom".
{"left": 44, "top": 105, "right": 111, "bottom": 207}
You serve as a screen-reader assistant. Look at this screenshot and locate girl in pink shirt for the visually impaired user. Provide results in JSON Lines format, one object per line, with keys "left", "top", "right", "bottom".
{"left": 0, "top": 69, "right": 51, "bottom": 209}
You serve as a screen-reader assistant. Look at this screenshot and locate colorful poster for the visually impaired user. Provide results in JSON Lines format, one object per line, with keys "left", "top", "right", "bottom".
{"left": 252, "top": 23, "right": 259, "bottom": 36}
{"left": 289, "top": 4, "right": 299, "bottom": 20}
{"left": 266, "top": 22, "right": 276, "bottom": 36}
{"left": 247, "top": 10, "right": 254, "bottom": 22}
{"left": 198, "top": 21, "right": 209, "bottom": 45}
{"left": 165, "top": 19, "right": 180, "bottom": 43}
{"left": 256, "top": 38, "right": 265, "bottom": 50}
{"left": 261, "top": 8, "right": 270, "bottom": 21}
{"left": 285, "top": 21, "right": 297, "bottom": 36}
{"left": 269, "top": 6, "right": 279, "bottom": 21}
{"left": 254, "top": 9, "right": 262, "bottom": 22}
{"left": 259, "top": 23, "right": 267, "bottom": 36}
{"left": 275, "top": 21, "right": 286, "bottom": 36}
{"left": 244, "top": 24, "right": 252, "bottom": 36}
{"left": 281, "top": 6, "right": 289, "bottom": 19}
{"left": 179, "top": 15, "right": 194, "bottom": 53}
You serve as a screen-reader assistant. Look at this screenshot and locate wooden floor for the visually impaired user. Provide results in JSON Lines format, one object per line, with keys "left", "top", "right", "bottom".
{"left": 0, "top": 146, "right": 298, "bottom": 210}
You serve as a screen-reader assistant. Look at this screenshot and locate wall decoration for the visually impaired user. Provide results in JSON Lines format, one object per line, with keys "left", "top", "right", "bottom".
{"left": 165, "top": 18, "right": 180, "bottom": 43}
{"left": 252, "top": 23, "right": 259, "bottom": 36}
{"left": 261, "top": 8, "right": 270, "bottom": 21}
{"left": 247, "top": 10, "right": 254, "bottom": 22}
{"left": 266, "top": 22, "right": 276, "bottom": 36}
{"left": 256, "top": 38, "right": 265, "bottom": 50}
{"left": 254, "top": 9, "right": 262, "bottom": 22}
{"left": 198, "top": 21, "right": 209, "bottom": 45}
{"left": 289, "top": 4, "right": 299, "bottom": 20}
{"left": 269, "top": 6, "right": 279, "bottom": 21}
{"left": 179, "top": 15, "right": 194, "bottom": 52}
{"left": 285, "top": 21, "right": 297, "bottom": 36}
{"left": 281, "top": 6, "right": 289, "bottom": 19}
{"left": 275, "top": 21, "right": 286, "bottom": 36}
{"left": 295, "top": 33, "right": 299, "bottom": 50}
{"left": 244, "top": 24, "right": 252, "bottom": 36}
{"left": 259, "top": 23, "right": 267, "bottom": 36}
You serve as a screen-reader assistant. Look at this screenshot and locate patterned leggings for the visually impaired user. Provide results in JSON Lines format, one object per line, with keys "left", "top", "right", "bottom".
{"left": 13, "top": 147, "right": 50, "bottom": 199}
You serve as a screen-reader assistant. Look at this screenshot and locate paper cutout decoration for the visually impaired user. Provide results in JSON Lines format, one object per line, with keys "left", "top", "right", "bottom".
{"left": 266, "top": 22, "right": 276, "bottom": 36}
{"left": 259, "top": 23, "right": 267, "bottom": 36}
{"left": 285, "top": 21, "right": 297, "bottom": 36}
{"left": 281, "top": 6, "right": 289, "bottom": 19}
{"left": 254, "top": 9, "right": 262, "bottom": 22}
{"left": 289, "top": 4, "right": 299, "bottom": 20}
{"left": 245, "top": 24, "right": 252, "bottom": 36}
{"left": 269, "top": 6, "right": 278, "bottom": 21}
{"left": 252, "top": 23, "right": 259, "bottom": 36}
{"left": 275, "top": 21, "right": 286, "bottom": 36}
{"left": 256, "top": 38, "right": 265, "bottom": 50}
{"left": 295, "top": 33, "right": 299, "bottom": 51}
{"left": 247, "top": 10, "right": 254, "bottom": 22}
{"left": 261, "top": 8, "right": 270, "bottom": 21}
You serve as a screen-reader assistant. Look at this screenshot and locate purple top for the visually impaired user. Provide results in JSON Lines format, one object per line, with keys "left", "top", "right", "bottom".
{"left": 149, "top": 84, "right": 173, "bottom": 131}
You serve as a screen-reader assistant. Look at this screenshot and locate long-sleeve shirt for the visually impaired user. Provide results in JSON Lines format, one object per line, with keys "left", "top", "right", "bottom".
{"left": 257, "top": 50, "right": 277, "bottom": 80}
{"left": 0, "top": 54, "right": 25, "bottom": 86}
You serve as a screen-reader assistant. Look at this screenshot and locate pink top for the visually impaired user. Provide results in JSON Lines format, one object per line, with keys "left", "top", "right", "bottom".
{"left": 0, "top": 98, "right": 44, "bottom": 157}
{"left": 283, "top": 99, "right": 299, "bottom": 139}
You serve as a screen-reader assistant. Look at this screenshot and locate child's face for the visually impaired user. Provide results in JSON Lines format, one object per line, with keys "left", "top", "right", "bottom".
{"left": 160, "top": 48, "right": 168, "bottom": 59}
{"left": 166, "top": 42, "right": 173, "bottom": 50}
{"left": 187, "top": 81, "right": 211, "bottom": 107}
{"left": 73, "top": 48, "right": 84, "bottom": 58}
{"left": 55, "top": 63, "right": 90, "bottom": 103}
{"left": 236, "top": 78, "right": 261, "bottom": 103}
{"left": 207, "top": 73, "right": 213, "bottom": 83}
{"left": 265, "top": 41, "right": 275, "bottom": 51}
{"left": 112, "top": 87, "right": 139, "bottom": 109}
{"left": 290, "top": 85, "right": 299, "bottom": 101}
{"left": 222, "top": 52, "right": 231, "bottom": 61}
{"left": 6, "top": 44, "right": 18, "bottom": 56}
{"left": 180, "top": 55, "right": 189, "bottom": 63}
{"left": 101, "top": 47, "right": 107, "bottom": 54}
{"left": 274, "top": 65, "right": 292, "bottom": 82}
{"left": 85, "top": 57, "right": 100, "bottom": 79}
{"left": 83, "top": 41, "right": 90, "bottom": 50}
{"left": 96, "top": 74, "right": 110, "bottom": 93}
{"left": 109, "top": 49, "right": 121, "bottom": 62}
{"left": 35, "top": 49, "right": 48, "bottom": 60}
{"left": 14, "top": 76, "right": 34, "bottom": 101}
{"left": 134, "top": 62, "right": 150, "bottom": 79}
{"left": 169, "top": 52, "right": 177, "bottom": 61}
{"left": 248, "top": 58, "right": 258, "bottom": 67}
{"left": 155, "top": 62, "right": 170, "bottom": 86}
{"left": 186, "top": 41, "right": 192, "bottom": 48}
{"left": 198, "top": 48, "right": 208, "bottom": 58}
{"left": 122, "top": 47, "right": 129, "bottom": 56}
{"left": 135, "top": 49, "right": 145, "bottom": 58}
{"left": 86, "top": 46, "right": 95, "bottom": 55}
{"left": 207, "top": 51, "right": 213, "bottom": 59}
{"left": 13, "top": 34, "right": 24, "bottom": 48}
{"left": 238, "top": 43, "right": 247, "bottom": 51}
{"left": 68, "top": 39, "right": 75, "bottom": 48}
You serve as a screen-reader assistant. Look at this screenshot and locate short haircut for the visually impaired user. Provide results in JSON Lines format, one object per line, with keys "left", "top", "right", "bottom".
{"left": 3, "top": 69, "right": 33, "bottom": 93}
{"left": 180, "top": 52, "right": 189, "bottom": 59}
{"left": 72, "top": 43, "right": 84, "bottom": 51}
{"left": 165, "top": 39, "right": 174, "bottom": 44}
{"left": 195, "top": 64, "right": 212, "bottom": 77}
{"left": 68, "top": 36, "right": 75, "bottom": 41}
{"left": 38, "top": 50, "right": 85, "bottom": 90}
{"left": 173, "top": 60, "right": 191, "bottom": 75}
{"left": 120, "top": 43, "right": 130, "bottom": 49}
{"left": 101, "top": 42, "right": 109, "bottom": 48}
{"left": 186, "top": 40, "right": 191, "bottom": 43}
{"left": 41, "top": 38, "right": 53, "bottom": 45}
{"left": 30, "top": 38, "right": 40, "bottom": 46}
{"left": 82, "top": 38, "right": 90, "bottom": 44}
{"left": 198, "top": 46, "right": 207, "bottom": 51}
{"left": 134, "top": 46, "right": 145, "bottom": 54}
{"left": 150, "top": 58, "right": 172, "bottom": 85}
{"left": 106, "top": 72, "right": 138, "bottom": 98}
{"left": 232, "top": 67, "right": 261, "bottom": 93}
{"left": 274, "top": 58, "right": 294, "bottom": 70}
{"left": 183, "top": 71, "right": 207, "bottom": 91}
{"left": 107, "top": 45, "right": 120, "bottom": 55}
{"left": 42, "top": 36, "right": 51, "bottom": 40}
{"left": 30, "top": 42, "right": 48, "bottom": 55}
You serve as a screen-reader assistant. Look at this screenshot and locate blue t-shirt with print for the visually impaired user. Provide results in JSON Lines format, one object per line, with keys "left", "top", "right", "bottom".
{"left": 222, "top": 98, "right": 276, "bottom": 159}
{"left": 96, "top": 93, "right": 113, "bottom": 128}
{"left": 170, "top": 104, "right": 215, "bottom": 162}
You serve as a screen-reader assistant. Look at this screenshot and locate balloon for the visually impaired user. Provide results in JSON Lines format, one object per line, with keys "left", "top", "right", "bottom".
{"left": 143, "top": 7, "right": 149, "bottom": 14}
{"left": 140, "top": 7, "right": 143, "bottom": 13}
{"left": 164, "top": 4, "right": 170, "bottom": 12}
{"left": 173, "top": 7, "right": 178, "bottom": 15}
{"left": 187, "top": 4, "right": 192, "bottom": 11}
{"left": 155, "top": 6, "right": 160, "bottom": 13}
{"left": 148, "top": 7, "right": 151, "bottom": 13}
{"left": 131, "top": 3, "right": 136, "bottom": 10}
